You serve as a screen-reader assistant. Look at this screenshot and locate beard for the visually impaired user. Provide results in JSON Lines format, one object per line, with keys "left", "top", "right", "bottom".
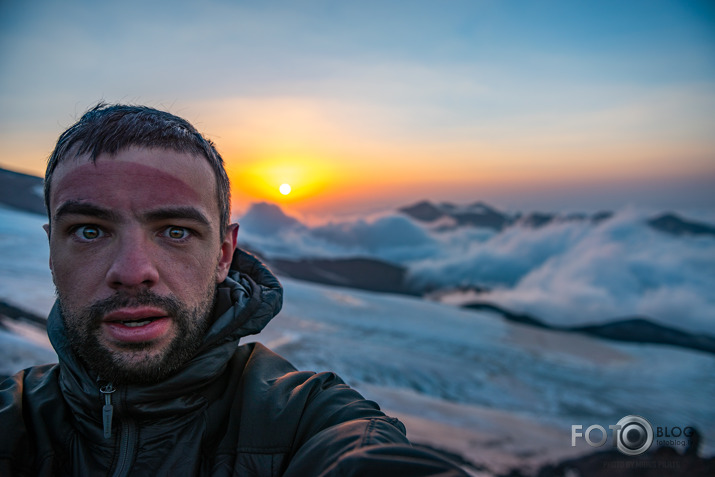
{"left": 58, "top": 285, "right": 216, "bottom": 385}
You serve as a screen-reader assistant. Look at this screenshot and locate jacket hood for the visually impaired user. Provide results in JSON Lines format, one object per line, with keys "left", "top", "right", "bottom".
{"left": 200, "top": 248, "right": 283, "bottom": 350}
{"left": 46, "top": 248, "right": 283, "bottom": 431}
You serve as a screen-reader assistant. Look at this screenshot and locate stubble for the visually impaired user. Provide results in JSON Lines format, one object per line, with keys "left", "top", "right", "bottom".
{"left": 59, "top": 285, "right": 216, "bottom": 385}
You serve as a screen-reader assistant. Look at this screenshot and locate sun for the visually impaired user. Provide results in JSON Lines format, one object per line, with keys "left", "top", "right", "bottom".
{"left": 279, "top": 183, "right": 292, "bottom": 195}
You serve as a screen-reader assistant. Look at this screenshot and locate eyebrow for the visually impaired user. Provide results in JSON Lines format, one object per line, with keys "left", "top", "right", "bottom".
{"left": 142, "top": 206, "right": 211, "bottom": 227}
{"left": 53, "top": 202, "right": 211, "bottom": 229}
{"left": 54, "top": 201, "right": 120, "bottom": 223}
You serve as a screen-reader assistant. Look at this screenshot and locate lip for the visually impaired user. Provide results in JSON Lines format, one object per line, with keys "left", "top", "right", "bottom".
{"left": 101, "top": 307, "right": 172, "bottom": 344}
{"left": 103, "top": 307, "right": 169, "bottom": 323}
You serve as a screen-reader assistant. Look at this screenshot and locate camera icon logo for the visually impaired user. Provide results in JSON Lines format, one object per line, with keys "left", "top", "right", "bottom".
{"left": 615, "top": 415, "right": 653, "bottom": 456}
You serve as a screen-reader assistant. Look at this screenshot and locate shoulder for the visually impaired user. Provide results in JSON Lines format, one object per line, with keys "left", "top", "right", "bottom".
{"left": 0, "top": 364, "right": 62, "bottom": 475}
{"left": 218, "top": 343, "right": 467, "bottom": 475}
{"left": 238, "top": 342, "right": 357, "bottom": 400}
{"left": 232, "top": 344, "right": 468, "bottom": 476}
{"left": 231, "top": 343, "right": 399, "bottom": 445}
{"left": 1, "top": 363, "right": 61, "bottom": 418}
{"left": 237, "top": 342, "right": 383, "bottom": 417}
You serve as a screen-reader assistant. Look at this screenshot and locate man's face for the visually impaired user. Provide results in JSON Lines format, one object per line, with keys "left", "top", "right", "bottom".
{"left": 46, "top": 147, "right": 236, "bottom": 384}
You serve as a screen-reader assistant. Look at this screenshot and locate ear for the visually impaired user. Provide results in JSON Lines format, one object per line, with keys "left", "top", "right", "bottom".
{"left": 215, "top": 223, "right": 239, "bottom": 283}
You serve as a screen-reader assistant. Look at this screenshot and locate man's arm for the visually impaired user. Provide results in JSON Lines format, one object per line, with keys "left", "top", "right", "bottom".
{"left": 284, "top": 417, "right": 469, "bottom": 476}
{"left": 235, "top": 343, "right": 468, "bottom": 476}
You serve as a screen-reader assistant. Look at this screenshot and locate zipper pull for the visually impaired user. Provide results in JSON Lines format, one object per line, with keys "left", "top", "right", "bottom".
{"left": 100, "top": 383, "right": 115, "bottom": 439}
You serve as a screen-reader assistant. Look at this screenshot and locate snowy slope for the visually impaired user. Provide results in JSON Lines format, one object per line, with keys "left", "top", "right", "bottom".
{"left": 253, "top": 279, "right": 715, "bottom": 450}
{"left": 0, "top": 206, "right": 54, "bottom": 317}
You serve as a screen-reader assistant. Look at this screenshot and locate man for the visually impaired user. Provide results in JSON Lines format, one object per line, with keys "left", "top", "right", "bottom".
{"left": 0, "top": 104, "right": 467, "bottom": 476}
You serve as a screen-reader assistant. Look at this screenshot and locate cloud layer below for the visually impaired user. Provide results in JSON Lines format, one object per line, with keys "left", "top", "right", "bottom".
{"left": 239, "top": 203, "right": 715, "bottom": 334}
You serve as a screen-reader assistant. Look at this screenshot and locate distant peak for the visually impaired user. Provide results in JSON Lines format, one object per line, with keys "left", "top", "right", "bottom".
{"left": 246, "top": 201, "right": 287, "bottom": 214}
{"left": 239, "top": 202, "right": 303, "bottom": 235}
{"left": 398, "top": 199, "right": 507, "bottom": 230}
{"left": 398, "top": 201, "right": 445, "bottom": 222}
{"left": 647, "top": 213, "right": 715, "bottom": 237}
{"left": 464, "top": 201, "right": 501, "bottom": 215}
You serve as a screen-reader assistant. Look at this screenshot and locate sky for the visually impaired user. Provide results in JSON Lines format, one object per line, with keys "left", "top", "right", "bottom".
{"left": 1, "top": 0, "right": 714, "bottom": 218}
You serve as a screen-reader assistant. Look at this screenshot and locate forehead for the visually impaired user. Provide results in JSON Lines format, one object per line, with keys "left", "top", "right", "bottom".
{"left": 49, "top": 147, "right": 218, "bottom": 219}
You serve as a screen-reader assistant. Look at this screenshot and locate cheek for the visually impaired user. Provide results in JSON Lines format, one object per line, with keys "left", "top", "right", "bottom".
{"left": 48, "top": 239, "right": 112, "bottom": 301}
{"left": 160, "top": 249, "right": 219, "bottom": 294}
{"left": 51, "top": 259, "right": 92, "bottom": 304}
{"left": 48, "top": 245, "right": 78, "bottom": 288}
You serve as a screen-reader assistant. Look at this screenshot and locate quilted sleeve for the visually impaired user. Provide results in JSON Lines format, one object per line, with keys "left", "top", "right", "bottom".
{"left": 237, "top": 343, "right": 468, "bottom": 476}
{"left": 283, "top": 416, "right": 469, "bottom": 477}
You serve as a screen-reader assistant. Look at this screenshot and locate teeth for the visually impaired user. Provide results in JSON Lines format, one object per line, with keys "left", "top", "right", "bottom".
{"left": 122, "top": 320, "right": 153, "bottom": 327}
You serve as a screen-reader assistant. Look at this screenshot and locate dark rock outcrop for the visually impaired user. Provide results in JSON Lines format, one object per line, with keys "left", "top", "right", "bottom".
{"left": 462, "top": 301, "right": 715, "bottom": 355}
{"left": 0, "top": 167, "right": 45, "bottom": 216}
{"left": 269, "top": 256, "right": 418, "bottom": 296}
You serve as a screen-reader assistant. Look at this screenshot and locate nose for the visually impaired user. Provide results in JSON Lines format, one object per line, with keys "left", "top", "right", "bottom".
{"left": 105, "top": 231, "right": 160, "bottom": 291}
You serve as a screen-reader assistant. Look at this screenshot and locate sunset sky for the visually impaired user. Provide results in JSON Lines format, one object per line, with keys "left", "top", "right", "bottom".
{"left": 1, "top": 0, "right": 713, "bottom": 219}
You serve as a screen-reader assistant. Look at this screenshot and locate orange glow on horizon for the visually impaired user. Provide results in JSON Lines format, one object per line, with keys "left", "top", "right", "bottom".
{"left": 224, "top": 142, "right": 715, "bottom": 217}
{"left": 199, "top": 94, "right": 715, "bottom": 218}
{"left": 226, "top": 154, "right": 339, "bottom": 210}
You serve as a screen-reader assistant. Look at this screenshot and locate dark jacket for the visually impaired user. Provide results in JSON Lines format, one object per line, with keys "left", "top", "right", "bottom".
{"left": 0, "top": 250, "right": 466, "bottom": 476}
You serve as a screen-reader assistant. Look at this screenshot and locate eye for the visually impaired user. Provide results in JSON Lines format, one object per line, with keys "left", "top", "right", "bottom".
{"left": 73, "top": 225, "right": 105, "bottom": 241}
{"left": 163, "top": 226, "right": 190, "bottom": 240}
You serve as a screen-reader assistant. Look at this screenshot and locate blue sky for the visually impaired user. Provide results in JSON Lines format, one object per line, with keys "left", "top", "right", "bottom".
{"left": 1, "top": 0, "right": 713, "bottom": 215}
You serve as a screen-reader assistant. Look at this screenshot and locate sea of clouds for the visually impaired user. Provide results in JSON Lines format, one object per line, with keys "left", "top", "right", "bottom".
{"left": 238, "top": 203, "right": 715, "bottom": 335}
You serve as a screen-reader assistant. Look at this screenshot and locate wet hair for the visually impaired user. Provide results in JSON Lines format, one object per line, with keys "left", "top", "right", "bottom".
{"left": 44, "top": 103, "right": 231, "bottom": 237}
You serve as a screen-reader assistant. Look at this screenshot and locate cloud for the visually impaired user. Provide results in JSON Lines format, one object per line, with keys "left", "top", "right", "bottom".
{"left": 407, "top": 218, "right": 593, "bottom": 289}
{"left": 239, "top": 203, "right": 445, "bottom": 262}
{"left": 478, "top": 209, "right": 715, "bottom": 333}
{"left": 239, "top": 202, "right": 715, "bottom": 334}
{"left": 310, "top": 215, "right": 437, "bottom": 261}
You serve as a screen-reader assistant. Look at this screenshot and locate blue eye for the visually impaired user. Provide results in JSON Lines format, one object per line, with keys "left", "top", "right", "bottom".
{"left": 74, "top": 225, "right": 104, "bottom": 241}
{"left": 164, "top": 226, "right": 190, "bottom": 240}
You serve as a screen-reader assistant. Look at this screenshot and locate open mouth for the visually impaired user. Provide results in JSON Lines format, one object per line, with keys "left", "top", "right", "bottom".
{"left": 121, "top": 319, "right": 155, "bottom": 327}
{"left": 102, "top": 308, "right": 172, "bottom": 343}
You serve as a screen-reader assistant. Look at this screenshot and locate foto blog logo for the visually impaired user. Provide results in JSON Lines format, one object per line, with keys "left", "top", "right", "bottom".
{"left": 572, "top": 415, "right": 654, "bottom": 456}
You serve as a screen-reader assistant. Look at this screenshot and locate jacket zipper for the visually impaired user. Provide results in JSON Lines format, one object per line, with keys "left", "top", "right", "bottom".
{"left": 100, "top": 383, "right": 137, "bottom": 477}
{"left": 100, "top": 383, "right": 115, "bottom": 439}
{"left": 111, "top": 418, "right": 137, "bottom": 477}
